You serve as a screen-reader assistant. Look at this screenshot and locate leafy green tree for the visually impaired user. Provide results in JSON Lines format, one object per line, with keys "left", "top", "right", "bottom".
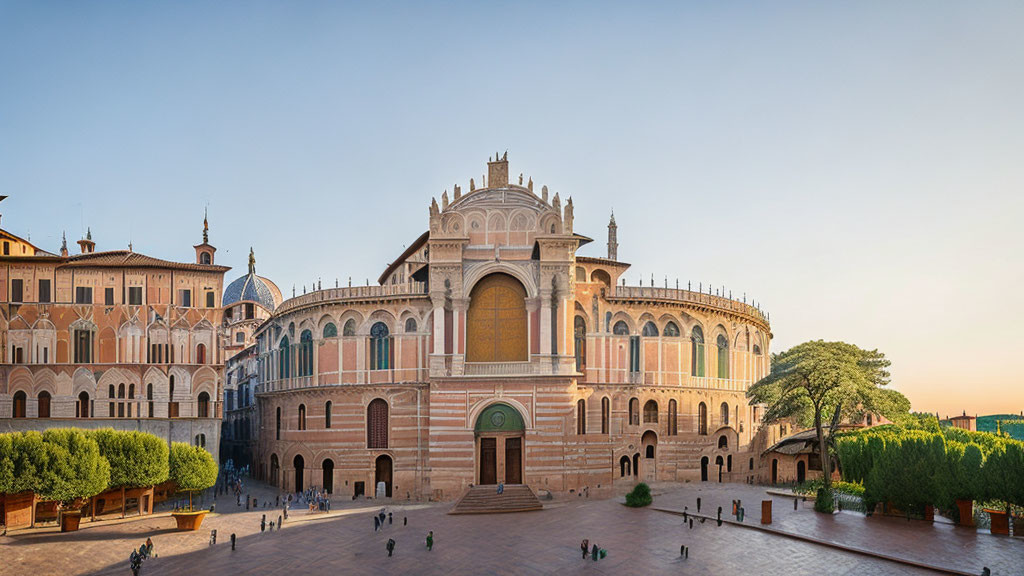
{"left": 748, "top": 341, "right": 891, "bottom": 491}
{"left": 36, "top": 429, "right": 109, "bottom": 508}
{"left": 168, "top": 443, "right": 217, "bottom": 510}
{"left": 89, "top": 429, "right": 169, "bottom": 488}
{"left": 5, "top": 432, "right": 49, "bottom": 495}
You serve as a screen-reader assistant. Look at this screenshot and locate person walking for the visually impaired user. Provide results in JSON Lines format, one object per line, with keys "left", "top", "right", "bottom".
{"left": 388, "top": 512, "right": 393, "bottom": 525}
{"left": 261, "top": 515, "right": 266, "bottom": 533}
{"left": 580, "top": 539, "right": 589, "bottom": 560}
{"left": 426, "top": 531, "right": 434, "bottom": 551}
{"left": 497, "top": 481, "right": 504, "bottom": 495}
{"left": 386, "top": 538, "right": 396, "bottom": 557}
{"left": 129, "top": 548, "right": 142, "bottom": 576}
{"left": 375, "top": 516, "right": 380, "bottom": 531}
{"left": 592, "top": 543, "right": 599, "bottom": 561}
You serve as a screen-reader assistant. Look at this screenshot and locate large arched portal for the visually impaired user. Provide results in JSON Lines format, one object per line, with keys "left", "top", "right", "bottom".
{"left": 293, "top": 454, "right": 304, "bottom": 492}
{"left": 475, "top": 403, "right": 525, "bottom": 485}
{"left": 466, "top": 274, "right": 528, "bottom": 362}
{"left": 641, "top": 431, "right": 658, "bottom": 483}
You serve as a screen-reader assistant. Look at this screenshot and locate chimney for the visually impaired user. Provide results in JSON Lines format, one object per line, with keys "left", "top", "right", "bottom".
{"left": 77, "top": 228, "right": 95, "bottom": 254}
{"left": 487, "top": 151, "right": 509, "bottom": 188}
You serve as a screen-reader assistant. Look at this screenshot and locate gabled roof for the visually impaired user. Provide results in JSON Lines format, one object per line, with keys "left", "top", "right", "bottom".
{"left": 0, "top": 228, "right": 56, "bottom": 256}
{"left": 378, "top": 230, "right": 429, "bottom": 285}
{"left": 59, "top": 250, "right": 230, "bottom": 272}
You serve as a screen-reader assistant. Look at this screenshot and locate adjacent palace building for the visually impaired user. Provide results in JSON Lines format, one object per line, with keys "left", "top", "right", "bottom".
{"left": 0, "top": 204, "right": 228, "bottom": 461}
{"left": 252, "top": 155, "right": 772, "bottom": 501}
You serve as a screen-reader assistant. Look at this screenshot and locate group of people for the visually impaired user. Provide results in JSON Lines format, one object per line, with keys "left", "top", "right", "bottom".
{"left": 128, "top": 538, "right": 155, "bottom": 575}
{"left": 580, "top": 539, "right": 607, "bottom": 561}
{"left": 374, "top": 508, "right": 433, "bottom": 557}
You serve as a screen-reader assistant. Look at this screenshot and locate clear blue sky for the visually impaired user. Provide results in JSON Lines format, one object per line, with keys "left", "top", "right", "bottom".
{"left": 2, "top": 1, "right": 1021, "bottom": 415}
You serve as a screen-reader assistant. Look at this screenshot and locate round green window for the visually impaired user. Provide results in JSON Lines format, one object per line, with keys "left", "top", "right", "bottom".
{"left": 475, "top": 403, "right": 525, "bottom": 433}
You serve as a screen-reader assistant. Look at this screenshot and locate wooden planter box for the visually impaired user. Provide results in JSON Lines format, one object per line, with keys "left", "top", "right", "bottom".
{"left": 60, "top": 511, "right": 82, "bottom": 532}
{"left": 171, "top": 510, "right": 208, "bottom": 531}
{"left": 985, "top": 509, "right": 1009, "bottom": 536}
{"left": 955, "top": 499, "right": 974, "bottom": 527}
{"left": 1012, "top": 515, "right": 1024, "bottom": 538}
{"left": 924, "top": 505, "right": 934, "bottom": 522}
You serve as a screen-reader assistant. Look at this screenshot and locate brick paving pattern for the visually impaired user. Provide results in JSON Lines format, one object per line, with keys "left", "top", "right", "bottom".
{"left": 1, "top": 481, "right": 1019, "bottom": 575}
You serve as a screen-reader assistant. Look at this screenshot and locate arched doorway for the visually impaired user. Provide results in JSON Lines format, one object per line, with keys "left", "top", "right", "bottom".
{"left": 797, "top": 460, "right": 806, "bottom": 484}
{"left": 78, "top": 391, "right": 90, "bottom": 418}
{"left": 270, "top": 454, "right": 280, "bottom": 487}
{"left": 375, "top": 455, "right": 393, "bottom": 498}
{"left": 293, "top": 455, "right": 304, "bottom": 492}
{"left": 771, "top": 458, "right": 778, "bottom": 484}
{"left": 700, "top": 456, "right": 709, "bottom": 482}
{"left": 619, "top": 455, "right": 631, "bottom": 477}
{"left": 322, "top": 459, "right": 334, "bottom": 494}
{"left": 715, "top": 455, "right": 724, "bottom": 483}
{"left": 641, "top": 431, "right": 657, "bottom": 482}
{"left": 632, "top": 453, "right": 640, "bottom": 478}
{"left": 466, "top": 274, "right": 528, "bottom": 362}
{"left": 474, "top": 403, "right": 525, "bottom": 485}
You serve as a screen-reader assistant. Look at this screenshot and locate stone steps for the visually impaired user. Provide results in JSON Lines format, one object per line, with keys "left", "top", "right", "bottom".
{"left": 448, "top": 484, "right": 543, "bottom": 515}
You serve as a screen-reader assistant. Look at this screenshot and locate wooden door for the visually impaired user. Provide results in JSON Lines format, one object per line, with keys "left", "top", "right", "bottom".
{"left": 479, "top": 438, "right": 497, "bottom": 485}
{"left": 504, "top": 437, "right": 522, "bottom": 484}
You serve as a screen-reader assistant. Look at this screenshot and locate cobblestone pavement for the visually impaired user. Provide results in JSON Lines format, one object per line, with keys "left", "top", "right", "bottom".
{"left": 1, "top": 481, "right": 1019, "bottom": 576}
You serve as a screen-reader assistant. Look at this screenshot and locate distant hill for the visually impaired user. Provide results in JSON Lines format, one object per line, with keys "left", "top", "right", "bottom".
{"left": 976, "top": 414, "right": 1024, "bottom": 441}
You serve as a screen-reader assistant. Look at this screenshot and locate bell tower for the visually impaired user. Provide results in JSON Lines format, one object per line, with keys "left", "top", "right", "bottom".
{"left": 607, "top": 211, "right": 618, "bottom": 261}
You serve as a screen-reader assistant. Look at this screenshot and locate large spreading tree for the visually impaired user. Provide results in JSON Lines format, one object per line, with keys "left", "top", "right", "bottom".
{"left": 747, "top": 340, "right": 895, "bottom": 491}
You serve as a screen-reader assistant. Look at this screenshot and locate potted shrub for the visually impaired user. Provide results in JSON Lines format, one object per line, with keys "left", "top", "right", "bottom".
{"left": 90, "top": 430, "right": 169, "bottom": 518}
{"left": 36, "top": 430, "right": 110, "bottom": 532}
{"left": 169, "top": 443, "right": 218, "bottom": 531}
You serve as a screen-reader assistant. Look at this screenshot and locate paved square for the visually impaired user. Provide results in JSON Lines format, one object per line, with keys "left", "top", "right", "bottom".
{"left": 2, "top": 481, "right": 1019, "bottom": 575}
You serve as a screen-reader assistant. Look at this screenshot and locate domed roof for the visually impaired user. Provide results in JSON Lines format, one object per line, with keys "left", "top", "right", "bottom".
{"left": 223, "top": 249, "right": 282, "bottom": 310}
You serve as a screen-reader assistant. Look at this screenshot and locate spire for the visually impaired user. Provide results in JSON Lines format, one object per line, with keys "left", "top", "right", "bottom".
{"left": 248, "top": 247, "right": 256, "bottom": 275}
{"left": 86, "top": 227, "right": 92, "bottom": 241}
{"left": 607, "top": 210, "right": 618, "bottom": 261}
{"left": 202, "top": 208, "right": 209, "bottom": 244}
{"left": 60, "top": 232, "right": 68, "bottom": 257}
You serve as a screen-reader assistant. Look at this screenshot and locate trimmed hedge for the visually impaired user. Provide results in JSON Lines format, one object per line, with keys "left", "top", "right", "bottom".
{"left": 0, "top": 429, "right": 202, "bottom": 507}
{"left": 836, "top": 424, "right": 1024, "bottom": 516}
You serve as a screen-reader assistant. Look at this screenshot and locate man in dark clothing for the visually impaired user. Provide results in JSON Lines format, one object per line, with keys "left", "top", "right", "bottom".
{"left": 581, "top": 539, "right": 589, "bottom": 559}
{"left": 388, "top": 512, "right": 393, "bottom": 525}
{"left": 386, "top": 538, "right": 395, "bottom": 557}
{"left": 375, "top": 516, "right": 380, "bottom": 531}
{"left": 129, "top": 549, "right": 142, "bottom": 576}
{"left": 426, "top": 531, "right": 433, "bottom": 551}
{"left": 592, "top": 543, "right": 599, "bottom": 561}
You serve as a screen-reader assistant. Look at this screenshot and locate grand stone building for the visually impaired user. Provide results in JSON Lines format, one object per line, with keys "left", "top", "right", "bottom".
{"left": 0, "top": 204, "right": 228, "bottom": 461}
{"left": 254, "top": 155, "right": 772, "bottom": 501}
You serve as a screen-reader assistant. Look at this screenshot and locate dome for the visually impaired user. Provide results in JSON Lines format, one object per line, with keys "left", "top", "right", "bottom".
{"left": 223, "top": 249, "right": 282, "bottom": 310}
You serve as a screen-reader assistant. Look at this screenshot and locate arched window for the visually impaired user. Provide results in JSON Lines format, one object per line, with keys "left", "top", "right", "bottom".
{"left": 12, "top": 391, "right": 26, "bottom": 418}
{"left": 718, "top": 435, "right": 728, "bottom": 449}
{"left": 613, "top": 321, "right": 629, "bottom": 335}
{"left": 664, "top": 322, "right": 680, "bottom": 337}
{"left": 668, "top": 399, "right": 677, "bottom": 436}
{"left": 200, "top": 252, "right": 211, "bottom": 265}
{"left": 691, "top": 326, "right": 705, "bottom": 377}
{"left": 325, "top": 401, "right": 332, "bottom": 429}
{"left": 698, "top": 401, "right": 708, "bottom": 435}
{"left": 642, "top": 321, "right": 658, "bottom": 337}
{"left": 343, "top": 319, "right": 356, "bottom": 336}
{"left": 720, "top": 401, "right": 730, "bottom": 426}
{"left": 727, "top": 454, "right": 732, "bottom": 472}
{"left": 323, "top": 323, "right": 337, "bottom": 338}
{"left": 168, "top": 375, "right": 178, "bottom": 418}
{"left": 601, "top": 397, "right": 610, "bottom": 434}
{"left": 297, "top": 404, "right": 306, "bottom": 430}
{"left": 276, "top": 406, "right": 281, "bottom": 440}
{"left": 576, "top": 399, "right": 586, "bottom": 435}
{"left": 198, "top": 391, "right": 210, "bottom": 418}
{"left": 466, "top": 274, "right": 528, "bottom": 362}
{"left": 299, "top": 330, "right": 313, "bottom": 377}
{"left": 604, "top": 312, "right": 612, "bottom": 333}
{"left": 643, "top": 400, "right": 658, "bottom": 424}
{"left": 196, "top": 343, "right": 207, "bottom": 364}
{"left": 405, "top": 318, "right": 417, "bottom": 333}
{"left": 147, "top": 383, "right": 154, "bottom": 418}
{"left": 620, "top": 455, "right": 631, "bottom": 477}
{"left": 370, "top": 322, "right": 391, "bottom": 370}
{"left": 575, "top": 266, "right": 586, "bottom": 282}
{"left": 749, "top": 457, "right": 755, "bottom": 471}
{"left": 716, "top": 334, "right": 729, "bottom": 379}
{"left": 574, "top": 316, "right": 587, "bottom": 372}
{"left": 108, "top": 384, "right": 115, "bottom": 417}
{"left": 37, "top": 391, "right": 51, "bottom": 418}
{"left": 78, "top": 391, "right": 90, "bottom": 418}
{"left": 367, "top": 399, "right": 389, "bottom": 449}
{"left": 628, "top": 397, "right": 639, "bottom": 426}
{"left": 753, "top": 344, "right": 762, "bottom": 356}
{"left": 279, "top": 336, "right": 291, "bottom": 379}
{"left": 117, "top": 383, "right": 125, "bottom": 418}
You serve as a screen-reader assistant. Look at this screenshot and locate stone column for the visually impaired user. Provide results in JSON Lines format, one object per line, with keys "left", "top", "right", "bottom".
{"left": 539, "top": 289, "right": 552, "bottom": 356}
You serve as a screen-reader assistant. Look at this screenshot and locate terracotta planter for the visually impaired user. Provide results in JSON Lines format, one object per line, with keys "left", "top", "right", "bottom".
{"left": 924, "top": 505, "right": 934, "bottom": 522}
{"left": 955, "top": 499, "right": 974, "bottom": 527}
{"left": 171, "top": 510, "right": 208, "bottom": 531}
{"left": 985, "top": 509, "right": 1009, "bottom": 536}
{"left": 60, "top": 510, "right": 82, "bottom": 532}
{"left": 1012, "top": 515, "right": 1024, "bottom": 538}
